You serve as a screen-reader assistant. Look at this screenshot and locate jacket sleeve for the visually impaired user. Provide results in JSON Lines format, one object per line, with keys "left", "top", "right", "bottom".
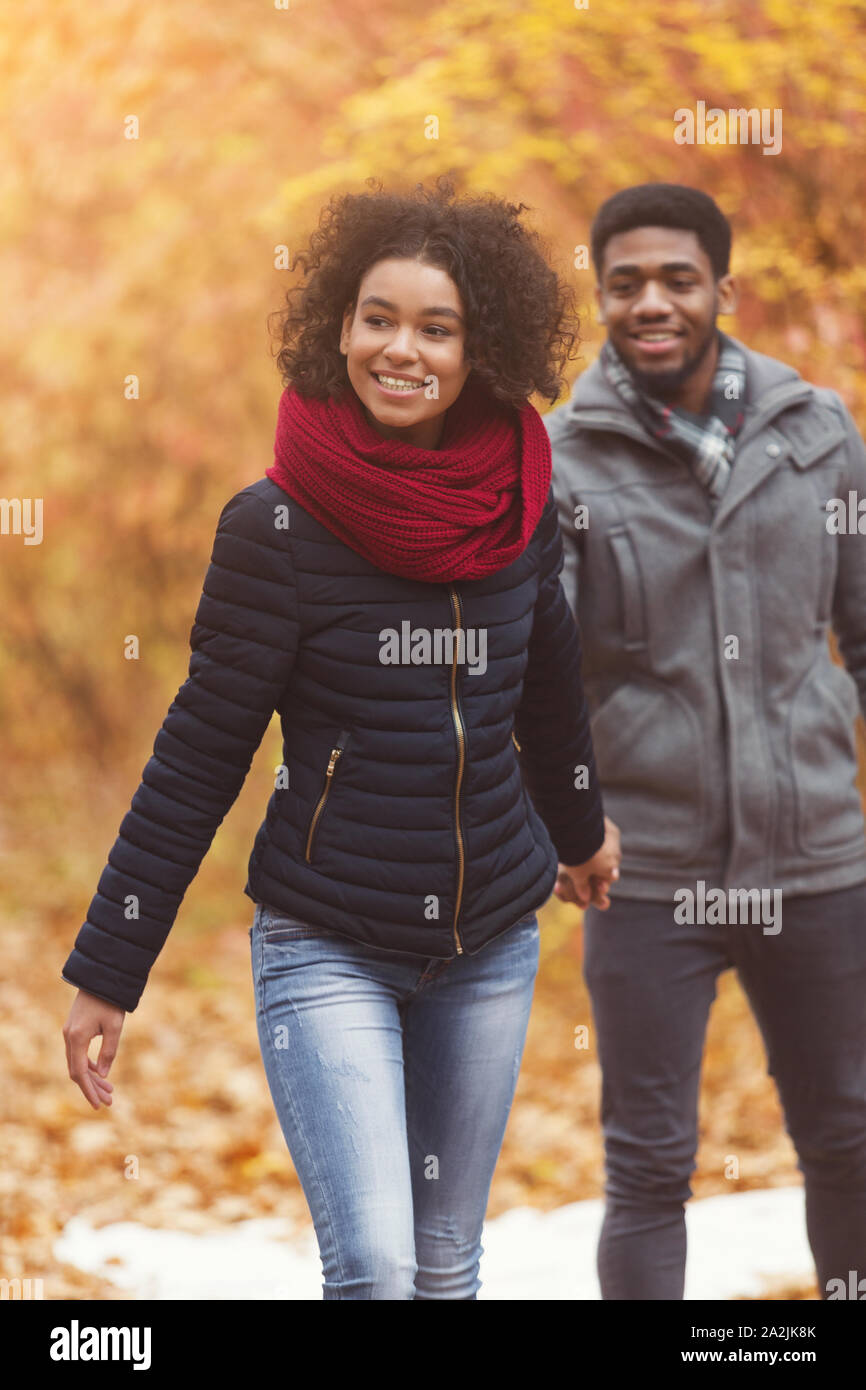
{"left": 61, "top": 487, "right": 300, "bottom": 1012}
{"left": 552, "top": 463, "right": 581, "bottom": 624}
{"left": 831, "top": 396, "right": 866, "bottom": 723}
{"left": 514, "top": 488, "right": 606, "bottom": 865}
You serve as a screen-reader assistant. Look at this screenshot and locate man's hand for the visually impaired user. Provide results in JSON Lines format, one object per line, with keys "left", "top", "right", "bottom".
{"left": 555, "top": 816, "right": 622, "bottom": 910}
{"left": 63, "top": 990, "right": 125, "bottom": 1110}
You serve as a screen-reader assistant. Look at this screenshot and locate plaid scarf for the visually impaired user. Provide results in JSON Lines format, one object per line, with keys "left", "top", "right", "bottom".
{"left": 600, "top": 331, "right": 747, "bottom": 502}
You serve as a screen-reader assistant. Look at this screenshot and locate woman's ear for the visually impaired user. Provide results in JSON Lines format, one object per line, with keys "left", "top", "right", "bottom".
{"left": 339, "top": 301, "right": 355, "bottom": 355}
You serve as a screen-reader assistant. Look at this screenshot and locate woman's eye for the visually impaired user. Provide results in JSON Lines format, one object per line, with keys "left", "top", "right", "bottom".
{"left": 364, "top": 316, "right": 450, "bottom": 336}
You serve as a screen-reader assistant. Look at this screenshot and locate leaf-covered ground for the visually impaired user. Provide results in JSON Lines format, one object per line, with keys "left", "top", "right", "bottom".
{"left": 2, "top": 896, "right": 814, "bottom": 1300}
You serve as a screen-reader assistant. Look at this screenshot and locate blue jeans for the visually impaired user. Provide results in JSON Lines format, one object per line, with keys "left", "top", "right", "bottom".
{"left": 583, "top": 883, "right": 866, "bottom": 1299}
{"left": 250, "top": 901, "right": 540, "bottom": 1300}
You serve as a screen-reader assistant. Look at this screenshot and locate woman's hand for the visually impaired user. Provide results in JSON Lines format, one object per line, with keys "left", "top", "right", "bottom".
{"left": 554, "top": 816, "right": 622, "bottom": 911}
{"left": 63, "top": 990, "right": 125, "bottom": 1110}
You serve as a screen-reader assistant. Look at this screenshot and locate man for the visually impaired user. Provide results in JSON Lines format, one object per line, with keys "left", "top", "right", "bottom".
{"left": 546, "top": 182, "right": 866, "bottom": 1299}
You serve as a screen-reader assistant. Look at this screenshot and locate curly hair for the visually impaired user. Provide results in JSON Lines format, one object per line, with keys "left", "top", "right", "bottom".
{"left": 269, "top": 174, "right": 580, "bottom": 408}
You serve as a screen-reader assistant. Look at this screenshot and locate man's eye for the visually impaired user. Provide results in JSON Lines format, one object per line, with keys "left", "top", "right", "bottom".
{"left": 670, "top": 279, "right": 695, "bottom": 291}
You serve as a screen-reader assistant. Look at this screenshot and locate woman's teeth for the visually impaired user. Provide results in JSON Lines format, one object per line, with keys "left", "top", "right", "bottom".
{"left": 374, "top": 374, "right": 422, "bottom": 391}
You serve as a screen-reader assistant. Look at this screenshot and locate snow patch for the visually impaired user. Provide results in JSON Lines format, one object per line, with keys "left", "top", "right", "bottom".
{"left": 54, "top": 1186, "right": 813, "bottom": 1300}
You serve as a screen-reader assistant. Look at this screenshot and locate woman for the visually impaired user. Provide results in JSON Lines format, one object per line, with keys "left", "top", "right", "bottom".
{"left": 62, "top": 176, "right": 620, "bottom": 1300}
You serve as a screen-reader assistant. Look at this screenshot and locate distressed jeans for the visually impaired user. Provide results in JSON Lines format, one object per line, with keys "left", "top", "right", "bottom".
{"left": 583, "top": 882, "right": 866, "bottom": 1299}
{"left": 250, "top": 901, "right": 539, "bottom": 1300}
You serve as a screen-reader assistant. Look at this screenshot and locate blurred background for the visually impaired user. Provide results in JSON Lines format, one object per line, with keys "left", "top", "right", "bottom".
{"left": 2, "top": 0, "right": 865, "bottom": 1298}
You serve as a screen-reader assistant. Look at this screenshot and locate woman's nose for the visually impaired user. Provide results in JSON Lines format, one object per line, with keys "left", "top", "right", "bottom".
{"left": 383, "top": 327, "right": 419, "bottom": 360}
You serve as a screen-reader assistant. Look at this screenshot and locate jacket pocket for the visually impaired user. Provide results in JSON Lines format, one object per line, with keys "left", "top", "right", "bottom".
{"left": 589, "top": 677, "right": 706, "bottom": 863}
{"left": 788, "top": 660, "right": 864, "bottom": 857}
{"left": 304, "top": 729, "right": 350, "bottom": 863}
{"left": 607, "top": 525, "right": 648, "bottom": 652}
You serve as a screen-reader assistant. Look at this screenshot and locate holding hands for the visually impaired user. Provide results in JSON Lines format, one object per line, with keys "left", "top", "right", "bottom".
{"left": 555, "top": 816, "right": 622, "bottom": 911}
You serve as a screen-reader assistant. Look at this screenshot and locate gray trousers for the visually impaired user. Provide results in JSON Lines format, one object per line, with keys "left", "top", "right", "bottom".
{"left": 582, "top": 882, "right": 866, "bottom": 1299}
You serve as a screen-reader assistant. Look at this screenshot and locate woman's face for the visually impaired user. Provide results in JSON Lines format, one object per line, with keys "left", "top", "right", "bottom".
{"left": 339, "top": 257, "right": 472, "bottom": 450}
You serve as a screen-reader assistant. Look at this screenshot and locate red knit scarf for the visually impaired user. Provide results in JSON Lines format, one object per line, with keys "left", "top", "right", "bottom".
{"left": 265, "top": 371, "right": 552, "bottom": 583}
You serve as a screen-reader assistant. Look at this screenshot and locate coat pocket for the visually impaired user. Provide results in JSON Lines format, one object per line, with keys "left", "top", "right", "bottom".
{"left": 304, "top": 729, "right": 351, "bottom": 863}
{"left": 788, "top": 660, "right": 864, "bottom": 857}
{"left": 607, "top": 525, "right": 648, "bottom": 652}
{"left": 589, "top": 677, "right": 706, "bottom": 863}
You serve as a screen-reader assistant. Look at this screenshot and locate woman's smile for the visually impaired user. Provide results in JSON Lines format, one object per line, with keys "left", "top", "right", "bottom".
{"left": 370, "top": 369, "right": 427, "bottom": 396}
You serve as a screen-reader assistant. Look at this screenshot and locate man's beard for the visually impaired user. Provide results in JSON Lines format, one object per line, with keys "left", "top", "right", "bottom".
{"left": 625, "top": 323, "right": 719, "bottom": 400}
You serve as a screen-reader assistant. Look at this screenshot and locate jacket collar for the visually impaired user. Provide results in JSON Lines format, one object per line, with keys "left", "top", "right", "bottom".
{"left": 561, "top": 334, "right": 807, "bottom": 432}
{"left": 554, "top": 335, "right": 819, "bottom": 529}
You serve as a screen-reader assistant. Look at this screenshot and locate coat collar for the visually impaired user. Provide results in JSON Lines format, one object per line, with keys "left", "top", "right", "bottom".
{"left": 549, "top": 336, "right": 827, "bottom": 530}
{"left": 559, "top": 334, "right": 804, "bottom": 427}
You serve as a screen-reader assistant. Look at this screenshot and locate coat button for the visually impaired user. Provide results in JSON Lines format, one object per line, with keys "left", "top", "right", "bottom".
{"left": 766, "top": 442, "right": 781, "bottom": 457}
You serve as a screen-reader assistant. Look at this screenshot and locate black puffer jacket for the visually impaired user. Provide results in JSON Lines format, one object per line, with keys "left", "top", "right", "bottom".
{"left": 61, "top": 478, "right": 605, "bottom": 1011}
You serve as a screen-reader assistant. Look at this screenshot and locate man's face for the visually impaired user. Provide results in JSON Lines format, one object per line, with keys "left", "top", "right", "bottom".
{"left": 595, "top": 226, "right": 737, "bottom": 397}
{"left": 339, "top": 257, "right": 472, "bottom": 449}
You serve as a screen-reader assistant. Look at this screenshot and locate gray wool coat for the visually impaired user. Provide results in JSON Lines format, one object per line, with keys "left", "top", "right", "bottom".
{"left": 546, "top": 336, "right": 866, "bottom": 901}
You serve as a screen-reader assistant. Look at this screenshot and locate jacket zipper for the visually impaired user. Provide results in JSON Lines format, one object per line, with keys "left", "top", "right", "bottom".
{"left": 512, "top": 729, "right": 521, "bottom": 753}
{"left": 448, "top": 587, "right": 466, "bottom": 954}
{"left": 305, "top": 729, "right": 350, "bottom": 862}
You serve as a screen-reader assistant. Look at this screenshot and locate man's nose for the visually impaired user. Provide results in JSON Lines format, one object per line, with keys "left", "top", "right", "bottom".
{"left": 632, "top": 281, "right": 673, "bottom": 316}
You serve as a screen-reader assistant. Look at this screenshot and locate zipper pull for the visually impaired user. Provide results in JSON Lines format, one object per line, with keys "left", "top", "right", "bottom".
{"left": 325, "top": 730, "right": 350, "bottom": 776}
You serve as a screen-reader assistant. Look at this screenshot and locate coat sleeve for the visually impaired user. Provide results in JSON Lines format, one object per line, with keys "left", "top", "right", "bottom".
{"left": 551, "top": 462, "right": 581, "bottom": 624}
{"left": 514, "top": 488, "right": 606, "bottom": 865}
{"left": 61, "top": 487, "right": 300, "bottom": 1012}
{"left": 831, "top": 397, "right": 866, "bottom": 723}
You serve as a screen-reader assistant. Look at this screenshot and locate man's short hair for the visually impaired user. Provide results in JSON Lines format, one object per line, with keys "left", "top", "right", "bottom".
{"left": 591, "top": 183, "right": 732, "bottom": 280}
